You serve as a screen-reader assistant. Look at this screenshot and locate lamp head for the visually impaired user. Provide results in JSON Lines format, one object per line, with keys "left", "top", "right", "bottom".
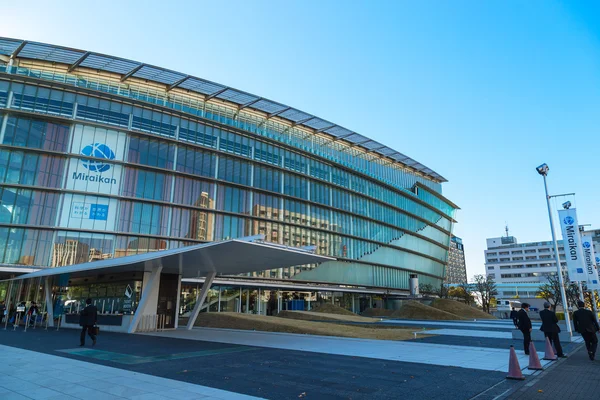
{"left": 536, "top": 163, "right": 549, "bottom": 176}
{"left": 562, "top": 201, "right": 572, "bottom": 210}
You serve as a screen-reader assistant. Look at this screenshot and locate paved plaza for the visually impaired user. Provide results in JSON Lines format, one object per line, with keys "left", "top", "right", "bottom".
{"left": 0, "top": 318, "right": 587, "bottom": 399}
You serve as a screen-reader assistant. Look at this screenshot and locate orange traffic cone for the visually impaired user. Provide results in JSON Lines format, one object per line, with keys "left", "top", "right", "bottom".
{"left": 543, "top": 337, "right": 557, "bottom": 361}
{"left": 528, "top": 342, "right": 543, "bottom": 370}
{"left": 506, "top": 345, "right": 525, "bottom": 380}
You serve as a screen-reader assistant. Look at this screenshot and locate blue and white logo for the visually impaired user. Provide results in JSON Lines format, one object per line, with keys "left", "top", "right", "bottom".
{"left": 81, "top": 143, "right": 115, "bottom": 173}
{"left": 583, "top": 241, "right": 592, "bottom": 249}
{"left": 563, "top": 216, "right": 575, "bottom": 225}
{"left": 596, "top": 256, "right": 600, "bottom": 264}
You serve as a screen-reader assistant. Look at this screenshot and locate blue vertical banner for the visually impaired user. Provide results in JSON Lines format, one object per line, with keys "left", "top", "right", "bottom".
{"left": 581, "top": 233, "right": 600, "bottom": 290}
{"left": 557, "top": 208, "right": 587, "bottom": 282}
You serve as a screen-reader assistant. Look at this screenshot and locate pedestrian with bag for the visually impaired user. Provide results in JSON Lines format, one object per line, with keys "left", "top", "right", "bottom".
{"left": 573, "top": 300, "right": 600, "bottom": 361}
{"left": 539, "top": 302, "right": 565, "bottom": 357}
{"left": 79, "top": 298, "right": 98, "bottom": 347}
{"left": 517, "top": 302, "right": 532, "bottom": 355}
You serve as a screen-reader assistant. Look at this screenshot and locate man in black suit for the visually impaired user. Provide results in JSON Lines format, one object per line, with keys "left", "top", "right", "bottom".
{"left": 539, "top": 302, "right": 564, "bottom": 357}
{"left": 517, "top": 303, "right": 532, "bottom": 355}
{"left": 573, "top": 300, "right": 600, "bottom": 361}
{"left": 79, "top": 298, "right": 98, "bottom": 347}
{"left": 510, "top": 307, "right": 518, "bottom": 328}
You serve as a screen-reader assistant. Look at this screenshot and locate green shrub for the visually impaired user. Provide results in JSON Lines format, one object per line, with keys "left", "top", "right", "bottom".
{"left": 556, "top": 312, "right": 565, "bottom": 321}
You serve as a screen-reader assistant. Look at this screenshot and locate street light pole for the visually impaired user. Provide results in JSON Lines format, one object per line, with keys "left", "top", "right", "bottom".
{"left": 540, "top": 171, "right": 573, "bottom": 334}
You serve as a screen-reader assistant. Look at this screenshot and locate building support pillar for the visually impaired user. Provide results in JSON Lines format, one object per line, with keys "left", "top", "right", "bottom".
{"left": 174, "top": 274, "right": 182, "bottom": 329}
{"left": 258, "top": 288, "right": 261, "bottom": 315}
{"left": 128, "top": 266, "right": 163, "bottom": 333}
{"left": 44, "top": 277, "right": 54, "bottom": 328}
{"left": 277, "top": 291, "right": 282, "bottom": 313}
{"left": 186, "top": 272, "right": 216, "bottom": 330}
{"left": 3, "top": 281, "right": 13, "bottom": 330}
{"left": 217, "top": 286, "right": 222, "bottom": 312}
{"left": 246, "top": 289, "right": 250, "bottom": 313}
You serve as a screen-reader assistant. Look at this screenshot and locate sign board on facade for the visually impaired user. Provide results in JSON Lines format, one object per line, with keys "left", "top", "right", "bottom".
{"left": 59, "top": 124, "right": 126, "bottom": 239}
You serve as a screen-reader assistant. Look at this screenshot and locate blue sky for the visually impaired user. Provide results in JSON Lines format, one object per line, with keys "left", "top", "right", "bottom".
{"left": 3, "top": 1, "right": 599, "bottom": 277}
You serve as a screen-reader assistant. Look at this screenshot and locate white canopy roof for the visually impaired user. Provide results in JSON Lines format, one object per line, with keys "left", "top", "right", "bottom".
{"left": 5, "top": 239, "right": 334, "bottom": 282}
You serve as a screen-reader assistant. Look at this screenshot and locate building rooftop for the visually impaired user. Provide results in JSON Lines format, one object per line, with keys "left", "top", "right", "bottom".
{"left": 0, "top": 37, "right": 446, "bottom": 182}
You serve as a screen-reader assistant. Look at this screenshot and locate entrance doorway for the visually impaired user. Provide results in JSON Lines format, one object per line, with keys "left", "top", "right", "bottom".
{"left": 157, "top": 274, "right": 178, "bottom": 329}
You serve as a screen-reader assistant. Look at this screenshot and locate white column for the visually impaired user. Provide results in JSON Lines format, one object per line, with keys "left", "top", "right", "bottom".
{"left": 3, "top": 281, "right": 14, "bottom": 330}
{"left": 277, "top": 291, "right": 282, "bottom": 313}
{"left": 352, "top": 295, "right": 356, "bottom": 313}
{"left": 246, "top": 289, "right": 250, "bottom": 313}
{"left": 258, "top": 288, "right": 261, "bottom": 315}
{"left": 217, "top": 287, "right": 222, "bottom": 312}
{"left": 186, "top": 272, "right": 216, "bottom": 330}
{"left": 174, "top": 274, "right": 182, "bottom": 329}
{"left": 44, "top": 278, "right": 54, "bottom": 328}
{"left": 128, "top": 266, "right": 163, "bottom": 333}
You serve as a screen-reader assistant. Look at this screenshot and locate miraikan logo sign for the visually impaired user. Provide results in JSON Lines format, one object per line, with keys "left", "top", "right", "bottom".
{"left": 73, "top": 143, "right": 117, "bottom": 184}
{"left": 81, "top": 143, "right": 115, "bottom": 172}
{"left": 563, "top": 216, "right": 575, "bottom": 226}
{"left": 583, "top": 241, "right": 591, "bottom": 249}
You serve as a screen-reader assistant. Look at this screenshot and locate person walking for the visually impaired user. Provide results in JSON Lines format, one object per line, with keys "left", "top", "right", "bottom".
{"left": 510, "top": 307, "right": 518, "bottom": 328}
{"left": 517, "top": 302, "right": 532, "bottom": 355}
{"left": 79, "top": 298, "right": 98, "bottom": 347}
{"left": 573, "top": 300, "right": 600, "bottom": 361}
{"left": 539, "top": 302, "right": 565, "bottom": 357}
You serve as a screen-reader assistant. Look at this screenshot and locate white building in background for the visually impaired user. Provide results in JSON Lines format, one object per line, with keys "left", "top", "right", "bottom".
{"left": 485, "top": 230, "right": 600, "bottom": 302}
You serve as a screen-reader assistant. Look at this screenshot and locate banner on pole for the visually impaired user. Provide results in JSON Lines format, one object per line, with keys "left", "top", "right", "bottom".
{"left": 581, "top": 233, "right": 600, "bottom": 291}
{"left": 557, "top": 208, "right": 587, "bottom": 282}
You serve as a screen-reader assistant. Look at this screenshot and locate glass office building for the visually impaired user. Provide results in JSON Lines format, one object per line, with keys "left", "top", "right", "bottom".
{"left": 0, "top": 38, "right": 458, "bottom": 293}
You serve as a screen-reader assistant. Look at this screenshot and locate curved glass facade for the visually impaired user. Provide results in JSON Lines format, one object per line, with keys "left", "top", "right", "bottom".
{"left": 0, "top": 41, "right": 457, "bottom": 291}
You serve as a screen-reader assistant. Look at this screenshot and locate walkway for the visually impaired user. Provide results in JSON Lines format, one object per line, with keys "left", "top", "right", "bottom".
{"left": 145, "top": 327, "right": 551, "bottom": 374}
{"left": 0, "top": 344, "right": 261, "bottom": 400}
{"left": 0, "top": 328, "right": 507, "bottom": 400}
{"left": 505, "top": 343, "right": 600, "bottom": 399}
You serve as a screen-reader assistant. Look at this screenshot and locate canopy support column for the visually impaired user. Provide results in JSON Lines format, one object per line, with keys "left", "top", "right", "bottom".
{"left": 44, "top": 277, "right": 54, "bottom": 328}
{"left": 128, "top": 265, "right": 163, "bottom": 333}
{"left": 174, "top": 274, "right": 182, "bottom": 329}
{"left": 186, "top": 272, "right": 216, "bottom": 330}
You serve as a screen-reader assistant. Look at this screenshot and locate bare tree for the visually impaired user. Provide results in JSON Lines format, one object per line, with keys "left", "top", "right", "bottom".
{"left": 457, "top": 280, "right": 474, "bottom": 304}
{"left": 566, "top": 282, "right": 581, "bottom": 309}
{"left": 432, "top": 281, "right": 449, "bottom": 299}
{"left": 537, "top": 274, "right": 562, "bottom": 311}
{"left": 473, "top": 274, "right": 497, "bottom": 314}
{"left": 419, "top": 283, "right": 434, "bottom": 295}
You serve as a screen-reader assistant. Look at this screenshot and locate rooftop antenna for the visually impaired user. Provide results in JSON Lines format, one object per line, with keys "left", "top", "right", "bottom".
{"left": 505, "top": 223, "right": 509, "bottom": 238}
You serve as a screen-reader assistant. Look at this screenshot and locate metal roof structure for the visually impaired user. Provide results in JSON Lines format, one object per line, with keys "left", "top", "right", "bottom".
{"left": 0, "top": 37, "right": 446, "bottom": 182}
{"left": 3, "top": 238, "right": 334, "bottom": 282}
